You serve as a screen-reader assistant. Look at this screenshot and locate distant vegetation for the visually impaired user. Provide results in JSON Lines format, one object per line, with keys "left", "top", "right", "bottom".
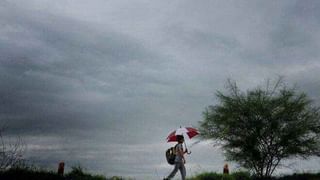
{"left": 0, "top": 165, "right": 129, "bottom": 180}
{"left": 187, "top": 171, "right": 250, "bottom": 180}
{"left": 2, "top": 167, "right": 320, "bottom": 180}
{"left": 187, "top": 171, "right": 320, "bottom": 180}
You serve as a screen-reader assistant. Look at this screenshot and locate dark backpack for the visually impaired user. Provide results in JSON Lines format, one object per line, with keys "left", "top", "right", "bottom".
{"left": 165, "top": 144, "right": 177, "bottom": 165}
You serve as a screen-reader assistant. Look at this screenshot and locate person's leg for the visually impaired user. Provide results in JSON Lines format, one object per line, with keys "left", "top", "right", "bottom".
{"left": 167, "top": 163, "right": 179, "bottom": 179}
{"left": 179, "top": 162, "right": 186, "bottom": 180}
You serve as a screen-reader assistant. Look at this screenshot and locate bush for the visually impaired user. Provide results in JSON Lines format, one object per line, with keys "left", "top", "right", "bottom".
{"left": 188, "top": 171, "right": 250, "bottom": 180}
{"left": 276, "top": 173, "right": 320, "bottom": 180}
{"left": 187, "top": 172, "right": 223, "bottom": 180}
{"left": 0, "top": 165, "right": 110, "bottom": 180}
{"left": 232, "top": 171, "right": 251, "bottom": 180}
{"left": 0, "top": 167, "right": 64, "bottom": 180}
{"left": 189, "top": 171, "right": 320, "bottom": 180}
{"left": 65, "top": 165, "right": 106, "bottom": 180}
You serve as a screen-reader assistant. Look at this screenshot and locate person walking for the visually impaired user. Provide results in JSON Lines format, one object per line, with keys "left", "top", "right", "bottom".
{"left": 164, "top": 135, "right": 187, "bottom": 180}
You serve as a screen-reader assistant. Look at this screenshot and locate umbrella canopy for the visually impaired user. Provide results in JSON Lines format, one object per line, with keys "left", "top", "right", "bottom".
{"left": 166, "top": 127, "right": 199, "bottom": 142}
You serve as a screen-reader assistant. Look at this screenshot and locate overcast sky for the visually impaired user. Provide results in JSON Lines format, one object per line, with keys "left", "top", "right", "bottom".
{"left": 1, "top": 0, "right": 320, "bottom": 179}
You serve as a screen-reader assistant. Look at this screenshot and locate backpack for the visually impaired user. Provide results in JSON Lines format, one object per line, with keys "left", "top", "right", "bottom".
{"left": 165, "top": 144, "right": 178, "bottom": 165}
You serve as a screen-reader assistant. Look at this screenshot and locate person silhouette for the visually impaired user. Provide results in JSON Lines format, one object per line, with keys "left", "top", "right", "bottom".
{"left": 223, "top": 163, "right": 229, "bottom": 174}
{"left": 164, "top": 135, "right": 187, "bottom": 180}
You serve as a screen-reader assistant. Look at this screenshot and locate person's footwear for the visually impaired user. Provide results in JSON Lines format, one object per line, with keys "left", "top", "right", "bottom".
{"left": 163, "top": 178, "right": 168, "bottom": 180}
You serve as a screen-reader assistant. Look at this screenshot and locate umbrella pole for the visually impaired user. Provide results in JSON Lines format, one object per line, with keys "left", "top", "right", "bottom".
{"left": 184, "top": 141, "right": 191, "bottom": 154}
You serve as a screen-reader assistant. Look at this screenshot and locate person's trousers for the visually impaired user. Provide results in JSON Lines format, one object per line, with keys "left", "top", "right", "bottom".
{"left": 167, "top": 162, "right": 186, "bottom": 180}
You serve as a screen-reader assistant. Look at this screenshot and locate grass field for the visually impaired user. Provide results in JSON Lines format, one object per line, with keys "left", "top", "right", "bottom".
{"left": 2, "top": 167, "right": 320, "bottom": 180}
{"left": 187, "top": 171, "right": 320, "bottom": 180}
{"left": 0, "top": 166, "right": 126, "bottom": 180}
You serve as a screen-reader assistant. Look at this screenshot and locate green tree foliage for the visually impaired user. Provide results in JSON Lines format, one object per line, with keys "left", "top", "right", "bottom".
{"left": 199, "top": 79, "right": 320, "bottom": 177}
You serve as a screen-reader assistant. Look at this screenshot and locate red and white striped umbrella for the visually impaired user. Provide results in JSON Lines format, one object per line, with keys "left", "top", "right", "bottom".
{"left": 166, "top": 127, "right": 199, "bottom": 142}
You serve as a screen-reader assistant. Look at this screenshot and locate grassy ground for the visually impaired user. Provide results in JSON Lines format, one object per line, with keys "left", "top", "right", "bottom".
{"left": 0, "top": 166, "right": 127, "bottom": 180}
{"left": 2, "top": 167, "right": 320, "bottom": 180}
{"left": 187, "top": 171, "right": 250, "bottom": 180}
{"left": 187, "top": 171, "right": 320, "bottom": 180}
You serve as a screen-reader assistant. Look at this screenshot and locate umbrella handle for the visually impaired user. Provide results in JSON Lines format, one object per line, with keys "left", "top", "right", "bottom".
{"left": 184, "top": 141, "right": 192, "bottom": 154}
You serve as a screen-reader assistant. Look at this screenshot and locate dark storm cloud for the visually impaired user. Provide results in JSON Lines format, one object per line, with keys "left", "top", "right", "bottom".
{"left": 0, "top": 1, "right": 169, "bottom": 138}
{"left": 161, "top": 0, "right": 320, "bottom": 97}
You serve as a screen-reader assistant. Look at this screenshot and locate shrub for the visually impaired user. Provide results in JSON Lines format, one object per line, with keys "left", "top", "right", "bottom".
{"left": 232, "top": 171, "right": 251, "bottom": 180}
{"left": 0, "top": 167, "right": 64, "bottom": 180}
{"left": 65, "top": 165, "right": 106, "bottom": 180}
{"left": 188, "top": 171, "right": 250, "bottom": 180}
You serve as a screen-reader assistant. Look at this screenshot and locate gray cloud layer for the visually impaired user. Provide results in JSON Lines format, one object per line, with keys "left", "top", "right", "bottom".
{"left": 1, "top": 0, "right": 320, "bottom": 178}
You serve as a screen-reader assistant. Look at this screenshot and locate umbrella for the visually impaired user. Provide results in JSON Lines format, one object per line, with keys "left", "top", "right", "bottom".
{"left": 166, "top": 127, "right": 199, "bottom": 142}
{"left": 166, "top": 127, "right": 199, "bottom": 154}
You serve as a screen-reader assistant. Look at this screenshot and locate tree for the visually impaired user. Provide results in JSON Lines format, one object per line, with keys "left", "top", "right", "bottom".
{"left": 0, "top": 125, "right": 25, "bottom": 170}
{"left": 199, "top": 79, "right": 320, "bottom": 177}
